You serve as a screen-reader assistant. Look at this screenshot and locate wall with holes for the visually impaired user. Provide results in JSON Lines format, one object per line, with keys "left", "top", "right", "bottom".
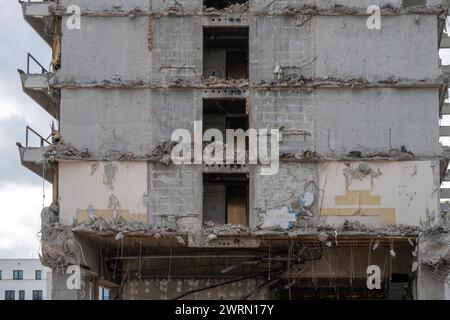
{"left": 250, "top": 162, "right": 318, "bottom": 228}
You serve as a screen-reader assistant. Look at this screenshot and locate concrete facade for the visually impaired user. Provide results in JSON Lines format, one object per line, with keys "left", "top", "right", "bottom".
{"left": 18, "top": 0, "right": 450, "bottom": 300}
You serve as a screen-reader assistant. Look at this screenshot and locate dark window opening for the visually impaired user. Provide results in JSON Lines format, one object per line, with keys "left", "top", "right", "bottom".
{"left": 203, "top": 173, "right": 249, "bottom": 226}
{"left": 32, "top": 290, "right": 43, "bottom": 300}
{"left": 203, "top": 98, "right": 248, "bottom": 134}
{"left": 0, "top": 270, "right": 2, "bottom": 280}
{"left": 203, "top": 27, "right": 249, "bottom": 80}
{"left": 13, "top": 270, "right": 23, "bottom": 280}
{"left": 35, "top": 270, "right": 42, "bottom": 280}
{"left": 5, "top": 290, "right": 15, "bottom": 300}
{"left": 204, "top": 0, "right": 248, "bottom": 10}
{"left": 19, "top": 290, "right": 25, "bottom": 300}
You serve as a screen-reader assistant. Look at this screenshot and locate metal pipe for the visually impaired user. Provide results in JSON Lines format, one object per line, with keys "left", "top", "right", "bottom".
{"left": 25, "top": 125, "right": 51, "bottom": 148}
{"left": 27, "top": 53, "right": 48, "bottom": 74}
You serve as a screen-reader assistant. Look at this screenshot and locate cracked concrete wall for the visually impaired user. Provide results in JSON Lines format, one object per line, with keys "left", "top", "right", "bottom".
{"left": 318, "top": 161, "right": 440, "bottom": 227}
{"left": 148, "top": 163, "right": 203, "bottom": 232}
{"left": 250, "top": 162, "right": 318, "bottom": 228}
{"left": 58, "top": 161, "right": 148, "bottom": 225}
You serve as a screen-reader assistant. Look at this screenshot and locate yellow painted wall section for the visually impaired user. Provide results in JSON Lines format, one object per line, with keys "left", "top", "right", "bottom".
{"left": 318, "top": 161, "right": 440, "bottom": 227}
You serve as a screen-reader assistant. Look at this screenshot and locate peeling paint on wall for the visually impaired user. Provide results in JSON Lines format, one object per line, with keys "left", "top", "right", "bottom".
{"left": 318, "top": 161, "right": 439, "bottom": 226}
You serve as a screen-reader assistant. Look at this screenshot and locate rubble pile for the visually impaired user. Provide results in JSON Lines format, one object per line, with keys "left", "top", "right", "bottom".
{"left": 419, "top": 226, "right": 450, "bottom": 278}
{"left": 204, "top": 2, "right": 249, "bottom": 14}
{"left": 74, "top": 216, "right": 160, "bottom": 235}
{"left": 150, "top": 141, "right": 178, "bottom": 165}
{"left": 203, "top": 76, "right": 249, "bottom": 88}
{"left": 280, "top": 150, "right": 320, "bottom": 161}
{"left": 266, "top": 4, "right": 445, "bottom": 16}
{"left": 203, "top": 221, "right": 251, "bottom": 237}
{"left": 44, "top": 142, "right": 90, "bottom": 161}
{"left": 317, "top": 220, "right": 420, "bottom": 236}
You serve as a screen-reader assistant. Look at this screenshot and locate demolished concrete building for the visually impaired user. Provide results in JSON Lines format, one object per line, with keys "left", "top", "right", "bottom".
{"left": 16, "top": 0, "right": 450, "bottom": 299}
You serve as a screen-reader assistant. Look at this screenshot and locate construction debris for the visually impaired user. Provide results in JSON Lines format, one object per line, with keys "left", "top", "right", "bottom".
{"left": 202, "top": 221, "right": 251, "bottom": 237}
{"left": 280, "top": 150, "right": 320, "bottom": 161}
{"left": 343, "top": 161, "right": 381, "bottom": 189}
{"left": 150, "top": 141, "right": 177, "bottom": 165}
{"left": 40, "top": 204, "right": 85, "bottom": 272}
{"left": 419, "top": 226, "right": 450, "bottom": 279}
{"left": 202, "top": 76, "right": 249, "bottom": 88}
{"left": 204, "top": 2, "right": 249, "bottom": 14}
{"left": 255, "top": 4, "right": 447, "bottom": 16}
{"left": 44, "top": 142, "right": 90, "bottom": 161}
{"left": 316, "top": 220, "right": 420, "bottom": 237}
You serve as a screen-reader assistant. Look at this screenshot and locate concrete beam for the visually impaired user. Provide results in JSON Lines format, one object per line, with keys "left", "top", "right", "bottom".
{"left": 202, "top": 14, "right": 249, "bottom": 27}
{"left": 19, "top": 71, "right": 60, "bottom": 119}
{"left": 20, "top": 1, "right": 54, "bottom": 46}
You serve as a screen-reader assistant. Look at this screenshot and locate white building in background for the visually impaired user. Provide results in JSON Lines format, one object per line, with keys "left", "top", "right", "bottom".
{"left": 0, "top": 259, "right": 51, "bottom": 300}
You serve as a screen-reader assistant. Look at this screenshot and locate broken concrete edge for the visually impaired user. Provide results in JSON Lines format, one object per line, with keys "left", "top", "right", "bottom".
{"left": 51, "top": 76, "right": 447, "bottom": 90}
{"left": 418, "top": 225, "right": 450, "bottom": 279}
{"left": 253, "top": 5, "right": 448, "bottom": 16}
{"left": 44, "top": 3, "right": 448, "bottom": 18}
{"left": 42, "top": 141, "right": 445, "bottom": 163}
{"left": 43, "top": 204, "right": 446, "bottom": 277}
{"left": 52, "top": 205, "right": 423, "bottom": 241}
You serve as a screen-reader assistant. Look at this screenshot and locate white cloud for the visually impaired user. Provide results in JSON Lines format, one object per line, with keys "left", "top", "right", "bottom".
{"left": 0, "top": 1, "right": 55, "bottom": 260}
{"left": 0, "top": 182, "right": 52, "bottom": 258}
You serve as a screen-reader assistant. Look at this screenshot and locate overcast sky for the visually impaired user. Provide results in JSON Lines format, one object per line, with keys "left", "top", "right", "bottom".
{"left": 0, "top": 0, "right": 52, "bottom": 259}
{"left": 0, "top": 1, "right": 450, "bottom": 259}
